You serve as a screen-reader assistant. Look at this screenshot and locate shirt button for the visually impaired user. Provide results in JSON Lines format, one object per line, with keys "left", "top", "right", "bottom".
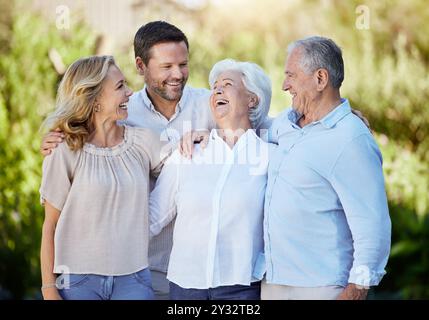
{"left": 283, "top": 149, "right": 288, "bottom": 155}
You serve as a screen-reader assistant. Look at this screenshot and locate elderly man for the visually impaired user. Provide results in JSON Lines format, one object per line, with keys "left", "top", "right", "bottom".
{"left": 261, "top": 36, "right": 391, "bottom": 300}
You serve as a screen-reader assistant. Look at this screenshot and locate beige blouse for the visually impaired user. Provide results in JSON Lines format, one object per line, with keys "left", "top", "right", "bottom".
{"left": 40, "top": 126, "right": 171, "bottom": 276}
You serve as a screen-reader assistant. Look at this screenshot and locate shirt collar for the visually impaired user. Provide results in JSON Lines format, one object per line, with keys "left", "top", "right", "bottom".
{"left": 287, "top": 108, "right": 302, "bottom": 125}
{"left": 287, "top": 98, "right": 351, "bottom": 129}
{"left": 140, "top": 85, "right": 189, "bottom": 114}
{"left": 210, "top": 128, "right": 260, "bottom": 152}
{"left": 319, "top": 98, "right": 351, "bottom": 128}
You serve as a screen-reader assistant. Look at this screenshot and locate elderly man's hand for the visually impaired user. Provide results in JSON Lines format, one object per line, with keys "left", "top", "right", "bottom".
{"left": 336, "top": 283, "right": 369, "bottom": 300}
{"left": 351, "top": 109, "right": 371, "bottom": 132}
{"left": 40, "top": 129, "right": 65, "bottom": 157}
{"left": 179, "top": 130, "right": 210, "bottom": 159}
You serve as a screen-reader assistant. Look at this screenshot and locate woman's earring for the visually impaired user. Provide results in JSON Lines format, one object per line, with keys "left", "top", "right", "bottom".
{"left": 249, "top": 95, "right": 259, "bottom": 109}
{"left": 94, "top": 104, "right": 101, "bottom": 112}
{"left": 249, "top": 99, "right": 258, "bottom": 109}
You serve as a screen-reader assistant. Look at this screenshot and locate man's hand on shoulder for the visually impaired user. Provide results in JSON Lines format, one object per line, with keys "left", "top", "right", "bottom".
{"left": 40, "top": 129, "right": 64, "bottom": 157}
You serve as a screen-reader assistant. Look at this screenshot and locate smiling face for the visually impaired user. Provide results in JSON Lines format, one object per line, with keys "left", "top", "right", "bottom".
{"left": 139, "top": 41, "right": 189, "bottom": 103}
{"left": 210, "top": 70, "right": 255, "bottom": 129}
{"left": 282, "top": 47, "right": 319, "bottom": 115}
{"left": 97, "top": 64, "right": 133, "bottom": 121}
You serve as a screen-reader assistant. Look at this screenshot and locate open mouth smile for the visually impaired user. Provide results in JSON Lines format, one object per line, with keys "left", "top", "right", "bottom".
{"left": 215, "top": 98, "right": 229, "bottom": 107}
{"left": 119, "top": 101, "right": 128, "bottom": 110}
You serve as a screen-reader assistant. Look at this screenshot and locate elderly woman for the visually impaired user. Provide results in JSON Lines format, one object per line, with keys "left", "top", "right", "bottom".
{"left": 149, "top": 59, "right": 273, "bottom": 300}
{"left": 40, "top": 56, "right": 170, "bottom": 300}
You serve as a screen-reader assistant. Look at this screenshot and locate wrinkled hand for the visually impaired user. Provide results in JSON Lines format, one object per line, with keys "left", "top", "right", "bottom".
{"left": 336, "top": 283, "right": 368, "bottom": 300}
{"left": 179, "top": 130, "right": 210, "bottom": 159}
{"left": 40, "top": 129, "right": 64, "bottom": 157}
{"left": 351, "top": 109, "right": 371, "bottom": 132}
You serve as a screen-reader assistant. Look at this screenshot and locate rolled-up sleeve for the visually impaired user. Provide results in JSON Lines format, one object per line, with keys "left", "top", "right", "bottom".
{"left": 330, "top": 134, "right": 391, "bottom": 286}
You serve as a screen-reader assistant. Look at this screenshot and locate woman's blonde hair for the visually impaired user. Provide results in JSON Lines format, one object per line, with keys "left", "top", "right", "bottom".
{"left": 43, "top": 55, "right": 116, "bottom": 150}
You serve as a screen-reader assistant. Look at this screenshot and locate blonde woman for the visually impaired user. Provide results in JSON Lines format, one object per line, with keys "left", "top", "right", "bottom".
{"left": 40, "top": 56, "right": 169, "bottom": 300}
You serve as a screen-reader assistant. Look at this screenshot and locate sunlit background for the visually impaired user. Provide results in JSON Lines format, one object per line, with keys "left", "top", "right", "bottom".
{"left": 0, "top": 0, "right": 428, "bottom": 299}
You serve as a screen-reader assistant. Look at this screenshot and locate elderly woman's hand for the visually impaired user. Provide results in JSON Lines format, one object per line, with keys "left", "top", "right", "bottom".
{"left": 179, "top": 130, "right": 210, "bottom": 159}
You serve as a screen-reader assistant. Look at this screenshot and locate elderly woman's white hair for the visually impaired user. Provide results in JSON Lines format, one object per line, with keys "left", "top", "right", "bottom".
{"left": 208, "top": 59, "right": 272, "bottom": 130}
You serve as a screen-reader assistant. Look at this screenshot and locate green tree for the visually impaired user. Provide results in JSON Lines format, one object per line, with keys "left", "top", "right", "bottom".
{"left": 0, "top": 0, "right": 428, "bottom": 299}
{"left": 0, "top": 1, "right": 95, "bottom": 298}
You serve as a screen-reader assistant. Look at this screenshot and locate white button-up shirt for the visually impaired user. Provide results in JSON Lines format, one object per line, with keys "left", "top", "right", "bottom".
{"left": 149, "top": 129, "right": 274, "bottom": 289}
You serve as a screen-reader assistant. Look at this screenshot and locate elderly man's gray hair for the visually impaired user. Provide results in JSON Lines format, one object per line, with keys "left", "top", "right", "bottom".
{"left": 208, "top": 59, "right": 272, "bottom": 130}
{"left": 288, "top": 36, "right": 344, "bottom": 89}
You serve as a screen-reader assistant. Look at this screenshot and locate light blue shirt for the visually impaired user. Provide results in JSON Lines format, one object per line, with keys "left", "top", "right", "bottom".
{"left": 264, "top": 99, "right": 391, "bottom": 287}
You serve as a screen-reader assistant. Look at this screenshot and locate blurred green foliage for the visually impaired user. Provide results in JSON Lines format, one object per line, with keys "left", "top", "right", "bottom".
{"left": 0, "top": 1, "right": 95, "bottom": 299}
{"left": 0, "top": 0, "right": 428, "bottom": 299}
{"left": 378, "top": 137, "right": 429, "bottom": 299}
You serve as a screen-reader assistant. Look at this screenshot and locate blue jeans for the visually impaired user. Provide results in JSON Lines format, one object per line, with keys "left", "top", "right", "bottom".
{"left": 58, "top": 268, "right": 154, "bottom": 300}
{"left": 169, "top": 281, "right": 261, "bottom": 300}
